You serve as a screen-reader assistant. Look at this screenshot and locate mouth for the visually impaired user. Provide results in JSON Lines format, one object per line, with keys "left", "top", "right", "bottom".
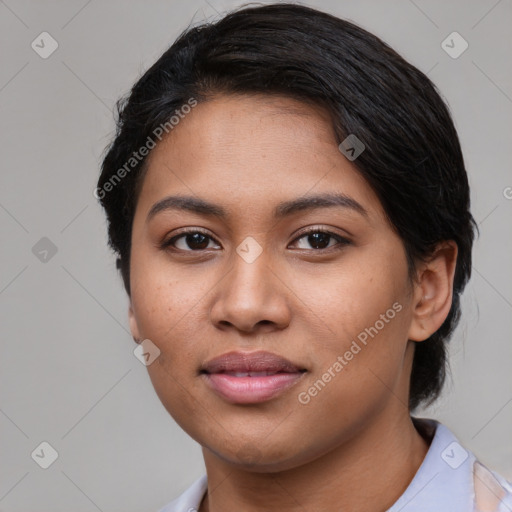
{"left": 199, "top": 350, "right": 307, "bottom": 404}
{"left": 200, "top": 371, "right": 307, "bottom": 404}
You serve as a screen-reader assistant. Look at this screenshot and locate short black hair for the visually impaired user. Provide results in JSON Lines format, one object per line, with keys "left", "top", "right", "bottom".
{"left": 97, "top": 2, "right": 477, "bottom": 411}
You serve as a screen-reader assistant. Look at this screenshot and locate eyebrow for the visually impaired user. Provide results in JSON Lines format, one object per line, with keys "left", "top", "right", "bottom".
{"left": 146, "top": 192, "right": 368, "bottom": 223}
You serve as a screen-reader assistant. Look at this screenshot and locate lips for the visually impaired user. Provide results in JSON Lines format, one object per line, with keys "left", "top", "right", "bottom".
{"left": 200, "top": 350, "right": 307, "bottom": 404}
{"left": 200, "top": 350, "right": 305, "bottom": 375}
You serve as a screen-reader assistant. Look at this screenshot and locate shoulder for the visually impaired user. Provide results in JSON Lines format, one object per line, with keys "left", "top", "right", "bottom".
{"left": 388, "top": 417, "right": 512, "bottom": 512}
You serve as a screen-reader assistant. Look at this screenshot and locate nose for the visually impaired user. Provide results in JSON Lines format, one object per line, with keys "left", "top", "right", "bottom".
{"left": 209, "top": 246, "right": 292, "bottom": 334}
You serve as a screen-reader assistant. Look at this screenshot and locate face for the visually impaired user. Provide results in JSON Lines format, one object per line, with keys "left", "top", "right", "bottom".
{"left": 128, "top": 94, "right": 420, "bottom": 471}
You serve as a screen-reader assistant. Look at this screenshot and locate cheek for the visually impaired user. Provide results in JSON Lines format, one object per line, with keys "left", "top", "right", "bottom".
{"left": 129, "top": 268, "right": 210, "bottom": 428}
{"left": 293, "top": 312, "right": 410, "bottom": 450}
{"left": 293, "top": 252, "right": 411, "bottom": 400}
{"left": 130, "top": 249, "right": 206, "bottom": 336}
{"left": 295, "top": 250, "right": 407, "bottom": 344}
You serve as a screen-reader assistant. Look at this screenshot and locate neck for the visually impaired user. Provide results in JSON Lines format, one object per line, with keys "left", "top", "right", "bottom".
{"left": 199, "top": 408, "right": 430, "bottom": 512}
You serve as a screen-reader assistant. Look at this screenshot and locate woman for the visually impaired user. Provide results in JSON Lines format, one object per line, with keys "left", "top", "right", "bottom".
{"left": 96, "top": 3, "right": 512, "bottom": 511}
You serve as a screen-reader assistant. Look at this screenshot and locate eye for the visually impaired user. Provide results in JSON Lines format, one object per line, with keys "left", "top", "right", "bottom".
{"left": 161, "top": 229, "right": 221, "bottom": 252}
{"left": 290, "top": 228, "right": 351, "bottom": 251}
{"left": 160, "top": 227, "right": 350, "bottom": 253}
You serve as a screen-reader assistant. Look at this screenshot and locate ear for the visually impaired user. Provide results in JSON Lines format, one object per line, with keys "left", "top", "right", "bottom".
{"left": 128, "top": 300, "right": 142, "bottom": 344}
{"left": 408, "top": 241, "right": 458, "bottom": 342}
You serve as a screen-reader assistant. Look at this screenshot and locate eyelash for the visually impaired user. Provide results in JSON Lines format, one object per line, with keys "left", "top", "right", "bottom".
{"left": 160, "top": 227, "right": 351, "bottom": 253}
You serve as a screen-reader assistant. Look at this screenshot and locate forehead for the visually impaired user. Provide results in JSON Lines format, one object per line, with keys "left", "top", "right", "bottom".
{"left": 135, "top": 94, "right": 384, "bottom": 222}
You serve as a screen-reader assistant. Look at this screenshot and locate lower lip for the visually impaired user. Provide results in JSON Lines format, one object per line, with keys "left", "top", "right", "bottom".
{"left": 201, "top": 372, "right": 306, "bottom": 404}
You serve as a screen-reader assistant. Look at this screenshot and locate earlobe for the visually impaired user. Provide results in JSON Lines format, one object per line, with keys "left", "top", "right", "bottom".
{"left": 128, "top": 301, "right": 142, "bottom": 344}
{"left": 408, "top": 241, "right": 458, "bottom": 342}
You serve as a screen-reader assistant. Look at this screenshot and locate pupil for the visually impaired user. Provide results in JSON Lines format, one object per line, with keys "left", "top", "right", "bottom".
{"left": 309, "top": 233, "right": 330, "bottom": 249}
{"left": 187, "top": 233, "right": 209, "bottom": 250}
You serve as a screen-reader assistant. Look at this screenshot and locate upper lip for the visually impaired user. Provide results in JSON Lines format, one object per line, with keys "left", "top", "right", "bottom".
{"left": 201, "top": 350, "right": 306, "bottom": 374}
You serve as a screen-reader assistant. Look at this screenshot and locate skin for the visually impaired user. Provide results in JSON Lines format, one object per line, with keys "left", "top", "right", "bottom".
{"left": 128, "top": 94, "right": 457, "bottom": 511}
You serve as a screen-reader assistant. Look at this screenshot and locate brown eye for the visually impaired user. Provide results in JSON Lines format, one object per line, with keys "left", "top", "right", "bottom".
{"left": 181, "top": 233, "right": 210, "bottom": 250}
{"left": 290, "top": 229, "right": 351, "bottom": 251}
{"left": 305, "top": 232, "right": 332, "bottom": 249}
{"left": 162, "top": 230, "right": 221, "bottom": 251}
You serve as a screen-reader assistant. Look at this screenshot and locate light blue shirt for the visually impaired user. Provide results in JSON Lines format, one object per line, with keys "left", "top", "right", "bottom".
{"left": 158, "top": 418, "right": 512, "bottom": 512}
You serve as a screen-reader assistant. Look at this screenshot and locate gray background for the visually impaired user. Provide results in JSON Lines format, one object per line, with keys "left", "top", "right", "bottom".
{"left": 0, "top": 0, "right": 511, "bottom": 510}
